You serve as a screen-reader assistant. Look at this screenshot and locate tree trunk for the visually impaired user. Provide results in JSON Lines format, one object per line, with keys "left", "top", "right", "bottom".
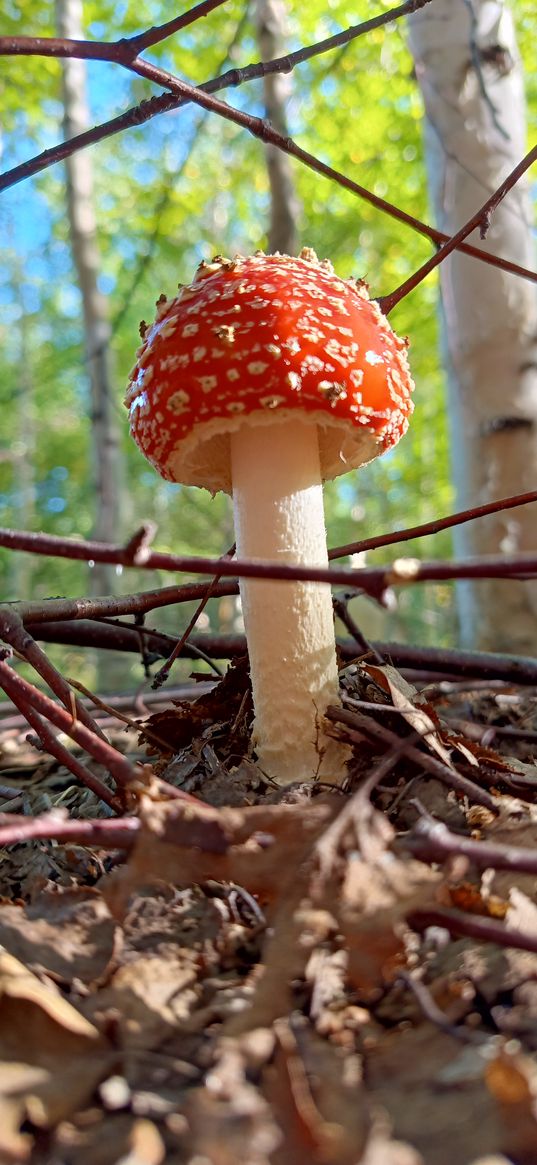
{"left": 408, "top": 0, "right": 537, "bottom": 652}
{"left": 12, "top": 304, "right": 37, "bottom": 599}
{"left": 55, "top": 0, "right": 123, "bottom": 600}
{"left": 255, "top": 0, "right": 300, "bottom": 255}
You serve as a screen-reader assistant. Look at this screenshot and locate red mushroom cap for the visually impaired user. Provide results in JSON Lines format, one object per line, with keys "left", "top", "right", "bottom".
{"left": 125, "top": 249, "right": 414, "bottom": 493}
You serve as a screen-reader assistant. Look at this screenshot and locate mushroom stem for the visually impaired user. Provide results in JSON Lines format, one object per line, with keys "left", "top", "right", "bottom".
{"left": 230, "top": 417, "right": 350, "bottom": 785}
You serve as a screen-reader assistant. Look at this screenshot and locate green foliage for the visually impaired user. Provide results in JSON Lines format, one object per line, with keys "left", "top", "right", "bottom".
{"left": 0, "top": 0, "right": 535, "bottom": 667}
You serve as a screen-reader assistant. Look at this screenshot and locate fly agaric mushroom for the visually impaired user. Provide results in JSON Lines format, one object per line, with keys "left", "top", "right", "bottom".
{"left": 125, "top": 249, "right": 414, "bottom": 786}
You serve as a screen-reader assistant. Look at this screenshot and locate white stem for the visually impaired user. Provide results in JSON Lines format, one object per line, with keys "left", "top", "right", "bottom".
{"left": 230, "top": 417, "right": 349, "bottom": 785}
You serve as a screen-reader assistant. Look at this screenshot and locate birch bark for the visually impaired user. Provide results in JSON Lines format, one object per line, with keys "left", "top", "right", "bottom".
{"left": 408, "top": 0, "right": 537, "bottom": 651}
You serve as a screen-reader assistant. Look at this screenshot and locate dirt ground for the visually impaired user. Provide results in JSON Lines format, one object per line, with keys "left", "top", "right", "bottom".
{"left": 2, "top": 656, "right": 537, "bottom": 1165}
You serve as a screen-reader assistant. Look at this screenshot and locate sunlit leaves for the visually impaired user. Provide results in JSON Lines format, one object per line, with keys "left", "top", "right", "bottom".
{"left": 0, "top": 0, "right": 535, "bottom": 647}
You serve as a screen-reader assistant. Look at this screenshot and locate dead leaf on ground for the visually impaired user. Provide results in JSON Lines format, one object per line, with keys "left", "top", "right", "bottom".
{"left": 0, "top": 951, "right": 113, "bottom": 1158}
{"left": 0, "top": 886, "right": 118, "bottom": 984}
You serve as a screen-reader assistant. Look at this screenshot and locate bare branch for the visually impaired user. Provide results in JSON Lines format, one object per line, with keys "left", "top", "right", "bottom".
{"left": 326, "top": 701, "right": 498, "bottom": 811}
{"left": 0, "top": 811, "right": 139, "bottom": 850}
{"left": 1, "top": 2, "right": 535, "bottom": 288}
{"left": 329, "top": 489, "right": 537, "bottom": 559}
{"left": 379, "top": 142, "right": 537, "bottom": 312}
{"left": 399, "top": 815, "right": 537, "bottom": 874}
{"left": 407, "top": 906, "right": 537, "bottom": 955}
{"left": 0, "top": 0, "right": 231, "bottom": 61}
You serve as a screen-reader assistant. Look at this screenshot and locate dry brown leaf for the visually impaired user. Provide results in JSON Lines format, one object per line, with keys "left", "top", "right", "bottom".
{"left": 338, "top": 856, "right": 441, "bottom": 995}
{"left": 447, "top": 883, "right": 508, "bottom": 920}
{"left": 183, "top": 1040, "right": 280, "bottom": 1165}
{"left": 103, "top": 796, "right": 339, "bottom": 920}
{"left": 115, "top": 1118, "right": 165, "bottom": 1165}
{"left": 0, "top": 951, "right": 113, "bottom": 1152}
{"left": 264, "top": 1016, "right": 370, "bottom": 1165}
{"left": 0, "top": 887, "right": 118, "bottom": 984}
{"left": 363, "top": 664, "right": 456, "bottom": 767}
{"left": 485, "top": 1046, "right": 537, "bottom": 1161}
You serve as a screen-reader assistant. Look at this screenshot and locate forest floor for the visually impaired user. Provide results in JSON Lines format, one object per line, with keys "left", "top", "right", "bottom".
{"left": 1, "top": 654, "right": 537, "bottom": 1165}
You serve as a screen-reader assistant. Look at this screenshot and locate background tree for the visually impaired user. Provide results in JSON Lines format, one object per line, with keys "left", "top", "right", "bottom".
{"left": 55, "top": 0, "right": 124, "bottom": 598}
{"left": 408, "top": 0, "right": 537, "bottom": 652}
{"left": 0, "top": 0, "right": 535, "bottom": 687}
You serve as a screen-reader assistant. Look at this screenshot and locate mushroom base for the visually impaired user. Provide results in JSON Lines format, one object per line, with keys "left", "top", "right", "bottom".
{"left": 230, "top": 418, "right": 351, "bottom": 786}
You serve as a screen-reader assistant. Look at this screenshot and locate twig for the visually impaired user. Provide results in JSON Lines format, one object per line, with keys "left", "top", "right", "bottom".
{"left": 378, "top": 141, "right": 537, "bottom": 313}
{"left": 1, "top": 5, "right": 536, "bottom": 291}
{"left": 0, "top": 0, "right": 231, "bottom": 62}
{"left": 316, "top": 739, "right": 412, "bottom": 877}
{"left": 151, "top": 543, "right": 235, "bottom": 689}
{"left": 5, "top": 526, "right": 537, "bottom": 592}
{"left": 407, "top": 906, "right": 537, "bottom": 955}
{"left": 397, "top": 969, "right": 479, "bottom": 1043}
{"left": 398, "top": 815, "right": 537, "bottom": 875}
{"left": 3, "top": 488, "right": 537, "bottom": 570}
{"left": 0, "top": 659, "right": 185, "bottom": 800}
{"left": 12, "top": 694, "right": 120, "bottom": 812}
{"left": 332, "top": 595, "right": 384, "bottom": 663}
{"left": 0, "top": 606, "right": 106, "bottom": 739}
{"left": 0, "top": 810, "right": 139, "bottom": 850}
{"left": 326, "top": 702, "right": 498, "bottom": 811}
{"left": 329, "top": 489, "right": 537, "bottom": 560}
{"left": 23, "top": 623, "right": 537, "bottom": 686}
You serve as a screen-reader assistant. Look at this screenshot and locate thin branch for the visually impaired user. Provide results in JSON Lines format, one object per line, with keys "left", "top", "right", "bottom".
{"left": 0, "top": 0, "right": 231, "bottom": 61}
{"left": 22, "top": 622, "right": 537, "bottom": 686}
{"left": 378, "top": 141, "right": 537, "bottom": 313}
{"left": 1, "top": 4, "right": 536, "bottom": 288}
{"left": 126, "top": 0, "right": 232, "bottom": 54}
{"left": 0, "top": 0, "right": 429, "bottom": 63}
{"left": 0, "top": 605, "right": 106, "bottom": 740}
{"left": 5, "top": 692, "right": 120, "bottom": 812}
{"left": 399, "top": 815, "right": 537, "bottom": 875}
{"left": 151, "top": 544, "right": 235, "bottom": 689}
{"left": 329, "top": 489, "right": 537, "bottom": 560}
{"left": 0, "top": 659, "right": 182, "bottom": 799}
{"left": 407, "top": 906, "right": 537, "bottom": 955}
{"left": 4, "top": 527, "right": 537, "bottom": 592}
{"left": 326, "top": 701, "right": 498, "bottom": 811}
{"left": 2, "top": 487, "right": 537, "bottom": 571}
{"left": 0, "top": 811, "right": 139, "bottom": 850}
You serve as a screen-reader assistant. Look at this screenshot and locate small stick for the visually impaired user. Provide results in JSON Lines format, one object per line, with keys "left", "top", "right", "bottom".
{"left": 0, "top": 811, "right": 139, "bottom": 849}
{"left": 326, "top": 702, "right": 498, "bottom": 812}
{"left": 152, "top": 543, "right": 235, "bottom": 689}
{"left": 398, "top": 815, "right": 537, "bottom": 875}
{"left": 407, "top": 906, "right": 537, "bottom": 956}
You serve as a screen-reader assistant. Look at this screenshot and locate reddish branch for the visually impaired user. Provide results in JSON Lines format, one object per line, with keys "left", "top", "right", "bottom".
{"left": 151, "top": 543, "right": 235, "bottom": 689}
{"left": 407, "top": 907, "right": 537, "bottom": 956}
{"left": 0, "top": 5, "right": 535, "bottom": 290}
{"left": 0, "top": 0, "right": 230, "bottom": 61}
{"left": 3, "top": 535, "right": 537, "bottom": 599}
{"left": 9, "top": 695, "right": 120, "bottom": 812}
{"left": 379, "top": 143, "right": 537, "bottom": 312}
{"left": 326, "top": 702, "right": 498, "bottom": 811}
{"left": 3, "top": 487, "right": 537, "bottom": 571}
{"left": 0, "top": 605, "right": 106, "bottom": 740}
{"left": 329, "top": 489, "right": 537, "bottom": 559}
{"left": 0, "top": 660, "right": 190, "bottom": 805}
{"left": 0, "top": 811, "right": 139, "bottom": 850}
{"left": 28, "top": 623, "right": 537, "bottom": 686}
{"left": 399, "top": 816, "right": 537, "bottom": 875}
{"left": 0, "top": 659, "right": 142, "bottom": 791}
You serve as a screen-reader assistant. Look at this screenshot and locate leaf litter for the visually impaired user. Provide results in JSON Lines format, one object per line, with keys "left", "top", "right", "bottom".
{"left": 2, "top": 658, "right": 537, "bottom": 1162}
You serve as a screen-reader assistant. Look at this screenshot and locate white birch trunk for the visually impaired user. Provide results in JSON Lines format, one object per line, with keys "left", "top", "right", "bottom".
{"left": 55, "top": 0, "right": 123, "bottom": 600}
{"left": 408, "top": 0, "right": 537, "bottom": 652}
